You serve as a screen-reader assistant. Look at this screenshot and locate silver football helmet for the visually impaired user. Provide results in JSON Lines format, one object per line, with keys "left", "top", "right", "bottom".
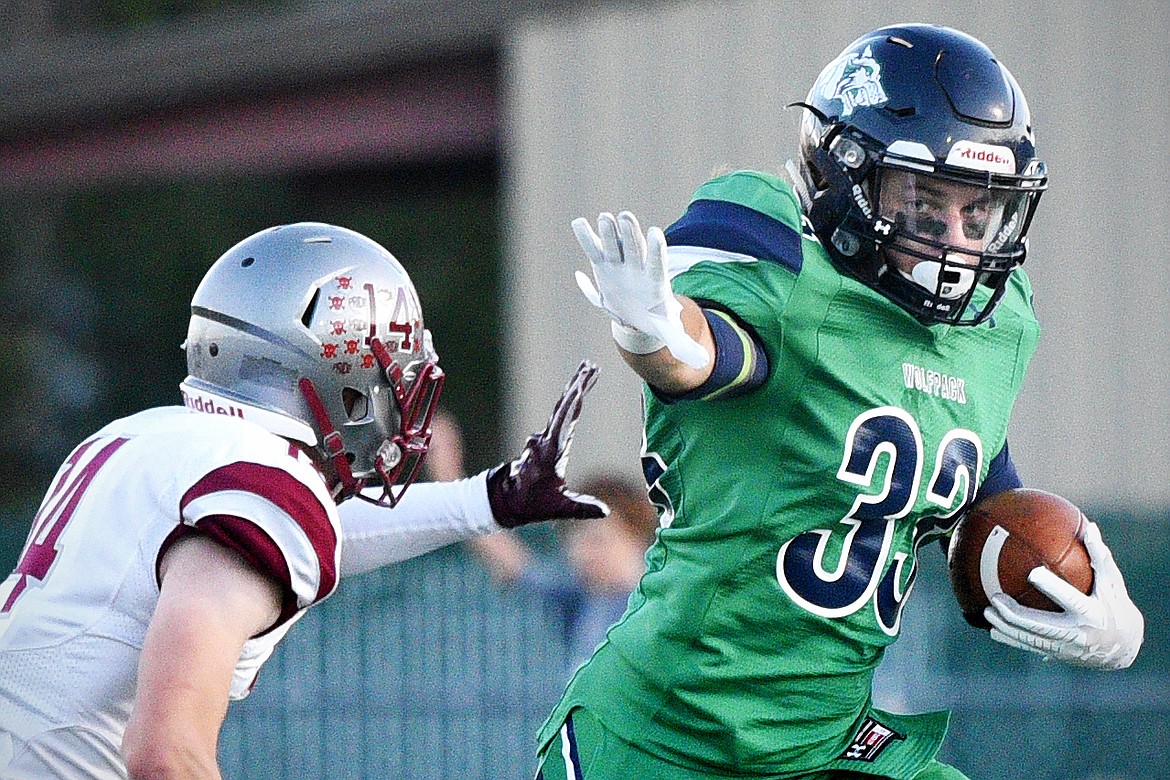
{"left": 181, "top": 222, "right": 444, "bottom": 505}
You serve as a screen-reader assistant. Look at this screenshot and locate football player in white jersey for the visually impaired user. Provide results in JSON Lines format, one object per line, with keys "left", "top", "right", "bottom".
{"left": 0, "top": 222, "right": 605, "bottom": 780}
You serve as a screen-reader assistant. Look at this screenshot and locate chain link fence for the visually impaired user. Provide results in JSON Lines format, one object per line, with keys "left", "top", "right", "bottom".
{"left": 222, "top": 512, "right": 1166, "bottom": 780}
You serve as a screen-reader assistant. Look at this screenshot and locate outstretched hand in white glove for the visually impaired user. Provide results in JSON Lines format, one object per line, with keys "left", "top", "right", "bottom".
{"left": 572, "top": 210, "right": 709, "bottom": 370}
{"left": 984, "top": 521, "right": 1144, "bottom": 670}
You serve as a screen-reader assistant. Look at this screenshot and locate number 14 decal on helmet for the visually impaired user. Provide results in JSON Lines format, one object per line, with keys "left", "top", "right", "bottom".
{"left": 777, "top": 406, "right": 982, "bottom": 635}
{"left": 363, "top": 281, "right": 417, "bottom": 352}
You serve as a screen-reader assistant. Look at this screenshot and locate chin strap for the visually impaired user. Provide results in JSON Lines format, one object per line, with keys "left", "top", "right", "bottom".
{"left": 298, "top": 376, "right": 361, "bottom": 499}
{"left": 907, "top": 255, "right": 976, "bottom": 300}
{"left": 784, "top": 159, "right": 813, "bottom": 212}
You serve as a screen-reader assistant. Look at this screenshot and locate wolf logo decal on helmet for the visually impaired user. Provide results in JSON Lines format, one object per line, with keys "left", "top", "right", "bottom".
{"left": 820, "top": 45, "right": 888, "bottom": 117}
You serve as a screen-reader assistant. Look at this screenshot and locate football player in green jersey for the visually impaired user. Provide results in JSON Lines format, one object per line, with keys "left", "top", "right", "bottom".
{"left": 536, "top": 23, "right": 1145, "bottom": 780}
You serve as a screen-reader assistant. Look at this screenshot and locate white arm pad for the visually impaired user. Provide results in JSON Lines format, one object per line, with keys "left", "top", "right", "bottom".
{"left": 337, "top": 470, "right": 498, "bottom": 576}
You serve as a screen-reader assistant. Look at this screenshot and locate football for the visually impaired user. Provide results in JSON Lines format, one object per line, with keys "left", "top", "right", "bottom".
{"left": 947, "top": 488, "right": 1094, "bottom": 629}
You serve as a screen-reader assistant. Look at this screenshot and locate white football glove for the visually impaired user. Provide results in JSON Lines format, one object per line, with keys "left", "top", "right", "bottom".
{"left": 983, "top": 521, "right": 1144, "bottom": 670}
{"left": 571, "top": 210, "right": 709, "bottom": 369}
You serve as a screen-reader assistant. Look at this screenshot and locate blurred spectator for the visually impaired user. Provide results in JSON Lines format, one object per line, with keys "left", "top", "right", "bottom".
{"left": 425, "top": 410, "right": 658, "bottom": 669}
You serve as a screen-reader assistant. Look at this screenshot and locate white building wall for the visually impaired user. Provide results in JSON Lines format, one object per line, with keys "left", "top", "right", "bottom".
{"left": 504, "top": 0, "right": 1170, "bottom": 510}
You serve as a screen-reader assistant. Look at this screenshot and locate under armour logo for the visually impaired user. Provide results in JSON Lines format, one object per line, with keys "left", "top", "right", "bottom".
{"left": 837, "top": 717, "right": 904, "bottom": 762}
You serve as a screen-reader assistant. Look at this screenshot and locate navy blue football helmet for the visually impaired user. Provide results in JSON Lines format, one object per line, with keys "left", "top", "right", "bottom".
{"left": 792, "top": 24, "right": 1047, "bottom": 325}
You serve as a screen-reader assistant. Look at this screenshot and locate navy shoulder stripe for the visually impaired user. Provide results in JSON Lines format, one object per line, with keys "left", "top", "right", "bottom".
{"left": 664, "top": 199, "right": 802, "bottom": 274}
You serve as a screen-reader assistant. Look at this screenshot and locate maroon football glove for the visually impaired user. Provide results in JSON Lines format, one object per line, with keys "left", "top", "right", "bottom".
{"left": 486, "top": 360, "right": 609, "bottom": 528}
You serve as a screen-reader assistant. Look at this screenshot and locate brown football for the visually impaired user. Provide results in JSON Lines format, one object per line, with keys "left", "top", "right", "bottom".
{"left": 947, "top": 488, "right": 1094, "bottom": 629}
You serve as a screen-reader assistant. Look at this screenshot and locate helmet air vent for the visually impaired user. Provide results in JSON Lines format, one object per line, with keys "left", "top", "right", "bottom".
{"left": 301, "top": 289, "right": 320, "bottom": 329}
{"left": 342, "top": 387, "right": 369, "bottom": 421}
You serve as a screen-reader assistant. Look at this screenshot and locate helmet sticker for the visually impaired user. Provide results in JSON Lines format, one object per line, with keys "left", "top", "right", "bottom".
{"left": 821, "top": 45, "right": 888, "bottom": 117}
{"left": 985, "top": 210, "right": 1021, "bottom": 253}
{"left": 945, "top": 140, "right": 1016, "bottom": 174}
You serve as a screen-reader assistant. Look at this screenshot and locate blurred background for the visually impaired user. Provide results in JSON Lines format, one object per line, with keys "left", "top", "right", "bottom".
{"left": 0, "top": 1, "right": 1166, "bottom": 778}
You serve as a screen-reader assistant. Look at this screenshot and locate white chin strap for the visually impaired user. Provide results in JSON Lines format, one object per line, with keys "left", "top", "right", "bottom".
{"left": 907, "top": 256, "right": 976, "bottom": 300}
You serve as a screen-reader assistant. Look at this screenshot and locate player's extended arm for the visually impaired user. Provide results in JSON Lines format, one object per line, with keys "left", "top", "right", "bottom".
{"left": 336, "top": 360, "right": 608, "bottom": 576}
{"left": 123, "top": 535, "right": 282, "bottom": 780}
{"left": 983, "top": 521, "right": 1144, "bottom": 670}
{"left": 572, "top": 211, "right": 715, "bottom": 394}
{"left": 426, "top": 411, "right": 537, "bottom": 585}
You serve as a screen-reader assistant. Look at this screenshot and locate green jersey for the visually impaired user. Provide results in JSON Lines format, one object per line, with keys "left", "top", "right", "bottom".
{"left": 540, "top": 171, "right": 1039, "bottom": 777}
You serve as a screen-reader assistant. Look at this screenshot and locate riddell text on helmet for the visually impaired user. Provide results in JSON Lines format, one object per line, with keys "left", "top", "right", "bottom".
{"left": 181, "top": 390, "right": 246, "bottom": 418}
{"left": 960, "top": 147, "right": 1011, "bottom": 165}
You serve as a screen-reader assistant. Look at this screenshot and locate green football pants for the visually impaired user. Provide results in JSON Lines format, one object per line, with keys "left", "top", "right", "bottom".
{"left": 535, "top": 707, "right": 970, "bottom": 780}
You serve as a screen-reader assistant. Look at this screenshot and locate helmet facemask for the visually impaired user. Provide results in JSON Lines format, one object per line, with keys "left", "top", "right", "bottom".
{"left": 299, "top": 349, "right": 444, "bottom": 507}
{"left": 871, "top": 156, "right": 1044, "bottom": 325}
{"left": 802, "top": 122, "right": 1046, "bottom": 326}
{"left": 331, "top": 339, "right": 444, "bottom": 507}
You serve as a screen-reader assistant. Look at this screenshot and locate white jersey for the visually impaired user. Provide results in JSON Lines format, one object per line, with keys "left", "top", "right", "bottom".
{"left": 0, "top": 406, "right": 341, "bottom": 779}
